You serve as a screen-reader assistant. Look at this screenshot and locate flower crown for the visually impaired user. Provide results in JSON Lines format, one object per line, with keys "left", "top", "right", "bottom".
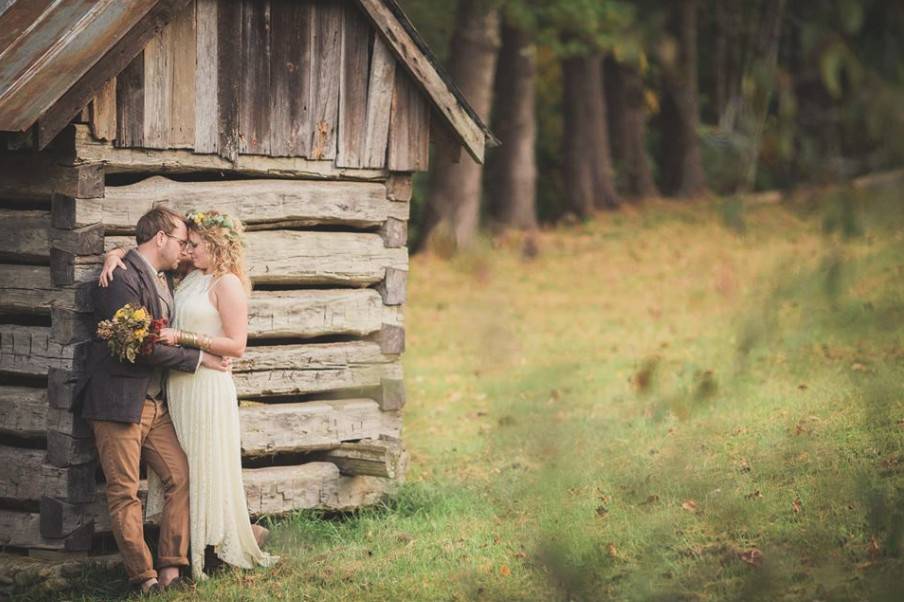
{"left": 184, "top": 210, "right": 244, "bottom": 243}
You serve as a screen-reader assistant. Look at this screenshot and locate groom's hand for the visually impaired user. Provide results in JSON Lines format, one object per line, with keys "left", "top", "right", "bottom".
{"left": 200, "top": 351, "right": 232, "bottom": 372}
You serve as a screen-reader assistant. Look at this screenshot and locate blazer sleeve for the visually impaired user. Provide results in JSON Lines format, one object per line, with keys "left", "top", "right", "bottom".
{"left": 94, "top": 269, "right": 201, "bottom": 373}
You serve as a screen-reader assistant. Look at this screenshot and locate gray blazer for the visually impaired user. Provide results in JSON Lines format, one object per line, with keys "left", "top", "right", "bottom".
{"left": 75, "top": 250, "right": 200, "bottom": 423}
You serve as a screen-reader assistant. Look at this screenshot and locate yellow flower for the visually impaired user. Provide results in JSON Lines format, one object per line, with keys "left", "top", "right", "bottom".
{"left": 133, "top": 308, "right": 148, "bottom": 321}
{"left": 134, "top": 327, "right": 148, "bottom": 340}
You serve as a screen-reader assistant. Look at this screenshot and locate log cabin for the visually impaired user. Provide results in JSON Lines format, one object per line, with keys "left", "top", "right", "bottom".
{"left": 0, "top": 0, "right": 492, "bottom": 555}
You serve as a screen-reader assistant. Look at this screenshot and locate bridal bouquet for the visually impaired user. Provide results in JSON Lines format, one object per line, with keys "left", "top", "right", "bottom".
{"left": 96, "top": 304, "right": 168, "bottom": 363}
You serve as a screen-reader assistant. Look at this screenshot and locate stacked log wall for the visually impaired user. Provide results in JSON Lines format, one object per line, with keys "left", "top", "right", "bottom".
{"left": 33, "top": 129, "right": 413, "bottom": 547}
{"left": 0, "top": 152, "right": 103, "bottom": 552}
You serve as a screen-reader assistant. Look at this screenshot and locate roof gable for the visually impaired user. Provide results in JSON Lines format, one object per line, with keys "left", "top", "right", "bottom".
{"left": 0, "top": 0, "right": 492, "bottom": 162}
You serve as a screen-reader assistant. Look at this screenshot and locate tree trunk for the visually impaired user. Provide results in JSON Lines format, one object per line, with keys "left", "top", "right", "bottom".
{"left": 661, "top": 0, "right": 706, "bottom": 197}
{"left": 742, "top": 0, "right": 786, "bottom": 188}
{"left": 604, "top": 55, "right": 627, "bottom": 166}
{"left": 562, "top": 52, "right": 619, "bottom": 216}
{"left": 420, "top": 0, "right": 500, "bottom": 250}
{"left": 618, "top": 62, "right": 658, "bottom": 199}
{"left": 486, "top": 22, "right": 538, "bottom": 230}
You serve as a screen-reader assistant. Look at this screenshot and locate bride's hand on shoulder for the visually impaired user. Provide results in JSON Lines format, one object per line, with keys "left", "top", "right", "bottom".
{"left": 99, "top": 248, "right": 128, "bottom": 287}
{"left": 157, "top": 328, "right": 180, "bottom": 346}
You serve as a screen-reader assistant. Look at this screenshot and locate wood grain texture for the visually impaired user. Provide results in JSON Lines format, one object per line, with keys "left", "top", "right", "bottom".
{"left": 0, "top": 445, "right": 95, "bottom": 503}
{"left": 0, "top": 325, "right": 86, "bottom": 376}
{"left": 310, "top": 0, "right": 343, "bottom": 160}
{"left": 0, "top": 156, "right": 103, "bottom": 201}
{"left": 232, "top": 341, "right": 401, "bottom": 398}
{"left": 88, "top": 77, "right": 117, "bottom": 141}
{"left": 142, "top": 24, "right": 173, "bottom": 149}
{"left": 354, "top": 0, "right": 487, "bottom": 162}
{"left": 247, "top": 289, "right": 395, "bottom": 339}
{"left": 362, "top": 36, "right": 396, "bottom": 167}
{"left": 217, "top": 0, "right": 242, "bottom": 161}
{"left": 336, "top": 3, "right": 372, "bottom": 168}
{"left": 240, "top": 399, "right": 383, "bottom": 457}
{"left": 0, "top": 265, "right": 92, "bottom": 315}
{"left": 169, "top": 0, "right": 196, "bottom": 148}
{"left": 238, "top": 0, "right": 271, "bottom": 154}
{"left": 312, "top": 438, "right": 408, "bottom": 479}
{"left": 0, "top": 209, "right": 49, "bottom": 261}
{"left": 0, "top": 509, "right": 80, "bottom": 551}
{"left": 0, "top": 386, "right": 47, "bottom": 440}
{"left": 93, "top": 176, "right": 405, "bottom": 231}
{"left": 70, "top": 124, "right": 388, "bottom": 179}
{"left": 194, "top": 0, "right": 219, "bottom": 153}
{"left": 387, "top": 70, "right": 430, "bottom": 171}
{"left": 105, "top": 230, "right": 407, "bottom": 286}
{"left": 269, "top": 0, "right": 313, "bottom": 157}
{"left": 243, "top": 463, "right": 392, "bottom": 515}
{"left": 116, "top": 52, "right": 144, "bottom": 147}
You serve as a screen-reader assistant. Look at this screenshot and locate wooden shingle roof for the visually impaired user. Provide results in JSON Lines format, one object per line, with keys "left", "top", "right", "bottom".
{"left": 0, "top": 0, "right": 493, "bottom": 161}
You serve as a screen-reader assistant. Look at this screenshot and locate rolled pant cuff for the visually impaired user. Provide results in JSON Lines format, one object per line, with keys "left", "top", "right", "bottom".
{"left": 128, "top": 569, "right": 158, "bottom": 585}
{"left": 158, "top": 556, "right": 189, "bottom": 569}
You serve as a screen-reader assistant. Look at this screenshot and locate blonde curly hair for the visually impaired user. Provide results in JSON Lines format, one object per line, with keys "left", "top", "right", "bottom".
{"left": 185, "top": 210, "right": 252, "bottom": 295}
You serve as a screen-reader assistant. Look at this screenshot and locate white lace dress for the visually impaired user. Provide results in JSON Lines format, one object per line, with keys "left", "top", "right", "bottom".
{"left": 149, "top": 270, "right": 277, "bottom": 580}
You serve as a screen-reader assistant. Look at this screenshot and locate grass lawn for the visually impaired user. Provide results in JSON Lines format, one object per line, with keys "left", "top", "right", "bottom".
{"left": 29, "top": 187, "right": 904, "bottom": 600}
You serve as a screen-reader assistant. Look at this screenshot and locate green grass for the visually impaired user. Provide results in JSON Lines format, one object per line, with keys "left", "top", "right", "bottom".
{"left": 23, "top": 187, "right": 904, "bottom": 600}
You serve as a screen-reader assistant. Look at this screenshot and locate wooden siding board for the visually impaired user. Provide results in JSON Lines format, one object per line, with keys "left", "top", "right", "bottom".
{"left": 115, "top": 51, "right": 144, "bottom": 147}
{"left": 217, "top": 0, "right": 241, "bottom": 162}
{"left": 169, "top": 0, "right": 196, "bottom": 148}
{"left": 387, "top": 70, "right": 429, "bottom": 171}
{"left": 269, "top": 0, "right": 312, "bottom": 157}
{"left": 238, "top": 0, "right": 271, "bottom": 155}
{"left": 194, "top": 0, "right": 219, "bottom": 153}
{"left": 361, "top": 36, "right": 395, "bottom": 168}
{"left": 142, "top": 24, "right": 173, "bottom": 148}
{"left": 336, "top": 3, "right": 371, "bottom": 168}
{"left": 88, "top": 77, "right": 117, "bottom": 141}
{"left": 310, "top": 0, "right": 342, "bottom": 160}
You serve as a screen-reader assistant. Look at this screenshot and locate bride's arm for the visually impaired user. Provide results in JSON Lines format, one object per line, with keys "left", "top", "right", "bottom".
{"left": 180, "top": 274, "right": 248, "bottom": 358}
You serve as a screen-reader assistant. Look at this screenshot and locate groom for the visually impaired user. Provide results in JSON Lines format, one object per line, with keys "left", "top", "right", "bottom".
{"left": 75, "top": 207, "right": 231, "bottom": 593}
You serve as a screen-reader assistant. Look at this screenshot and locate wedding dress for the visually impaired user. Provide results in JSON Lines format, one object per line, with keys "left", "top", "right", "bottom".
{"left": 148, "top": 270, "right": 277, "bottom": 580}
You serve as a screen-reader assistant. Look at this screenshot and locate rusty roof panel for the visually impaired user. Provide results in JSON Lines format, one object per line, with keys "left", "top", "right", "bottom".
{"left": 0, "top": 0, "right": 158, "bottom": 132}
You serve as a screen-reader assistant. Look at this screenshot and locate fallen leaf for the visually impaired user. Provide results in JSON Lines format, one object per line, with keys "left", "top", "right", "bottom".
{"left": 738, "top": 548, "right": 763, "bottom": 567}
{"left": 514, "top": 551, "right": 527, "bottom": 559}
{"left": 738, "top": 458, "right": 752, "bottom": 473}
{"left": 499, "top": 565, "right": 511, "bottom": 577}
{"left": 681, "top": 500, "right": 698, "bottom": 513}
{"left": 595, "top": 505, "right": 609, "bottom": 518}
{"left": 607, "top": 543, "right": 618, "bottom": 558}
{"left": 792, "top": 498, "right": 802, "bottom": 513}
{"left": 745, "top": 490, "right": 763, "bottom": 500}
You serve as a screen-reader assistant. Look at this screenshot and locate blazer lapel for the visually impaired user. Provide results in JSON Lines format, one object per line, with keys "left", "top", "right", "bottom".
{"left": 124, "top": 250, "right": 163, "bottom": 318}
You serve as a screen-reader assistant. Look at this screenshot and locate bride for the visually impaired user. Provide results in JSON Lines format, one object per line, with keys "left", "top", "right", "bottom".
{"left": 101, "top": 210, "right": 277, "bottom": 581}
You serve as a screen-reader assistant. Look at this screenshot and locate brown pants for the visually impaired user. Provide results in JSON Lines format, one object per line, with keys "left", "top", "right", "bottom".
{"left": 90, "top": 398, "right": 190, "bottom": 584}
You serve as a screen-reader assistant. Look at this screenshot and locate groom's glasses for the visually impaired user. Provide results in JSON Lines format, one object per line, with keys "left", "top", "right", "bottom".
{"left": 164, "top": 233, "right": 190, "bottom": 249}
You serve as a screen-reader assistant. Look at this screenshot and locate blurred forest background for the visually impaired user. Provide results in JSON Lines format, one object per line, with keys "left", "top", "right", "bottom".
{"left": 397, "top": 0, "right": 904, "bottom": 250}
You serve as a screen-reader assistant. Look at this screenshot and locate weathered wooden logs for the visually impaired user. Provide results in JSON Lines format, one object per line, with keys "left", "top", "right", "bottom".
{"left": 312, "top": 439, "right": 408, "bottom": 479}
{"left": 240, "top": 399, "right": 382, "bottom": 457}
{"left": 0, "top": 210, "right": 49, "bottom": 262}
{"left": 104, "top": 231, "right": 408, "bottom": 287}
{"left": 0, "top": 386, "right": 47, "bottom": 440}
{"left": 0, "top": 509, "right": 91, "bottom": 551}
{"left": 0, "top": 157, "right": 103, "bottom": 202}
{"left": 232, "top": 341, "right": 401, "bottom": 399}
{"left": 0, "top": 326, "right": 86, "bottom": 376}
{"left": 0, "top": 446, "right": 95, "bottom": 503}
{"left": 0, "top": 265, "right": 92, "bottom": 315}
{"left": 55, "top": 176, "right": 407, "bottom": 231}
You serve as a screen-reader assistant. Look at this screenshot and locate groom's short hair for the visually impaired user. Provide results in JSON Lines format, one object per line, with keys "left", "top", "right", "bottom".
{"left": 135, "top": 207, "right": 186, "bottom": 244}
